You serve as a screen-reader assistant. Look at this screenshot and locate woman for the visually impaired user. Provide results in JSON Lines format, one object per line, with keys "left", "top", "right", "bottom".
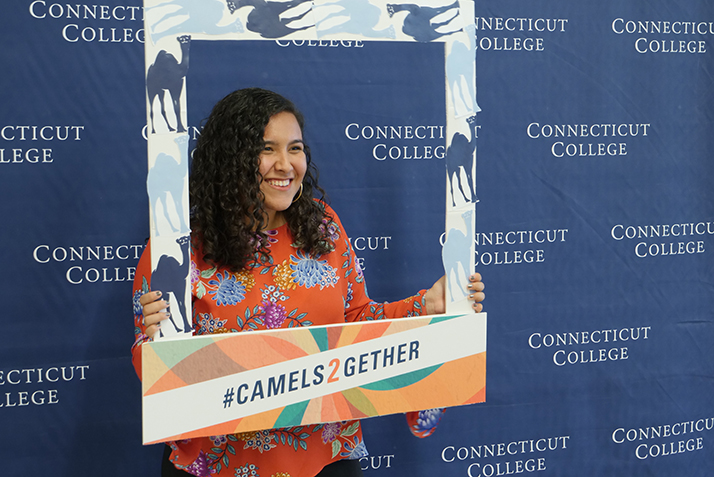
{"left": 132, "top": 88, "right": 484, "bottom": 477}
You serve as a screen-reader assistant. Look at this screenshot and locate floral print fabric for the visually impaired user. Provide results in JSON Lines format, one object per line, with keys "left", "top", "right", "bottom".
{"left": 407, "top": 408, "right": 446, "bottom": 438}
{"left": 132, "top": 205, "right": 429, "bottom": 477}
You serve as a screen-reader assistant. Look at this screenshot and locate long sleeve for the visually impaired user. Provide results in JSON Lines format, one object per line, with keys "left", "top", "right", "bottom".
{"left": 325, "top": 213, "right": 446, "bottom": 439}
{"left": 406, "top": 408, "right": 446, "bottom": 438}
{"left": 326, "top": 213, "right": 429, "bottom": 323}
{"left": 130, "top": 242, "right": 153, "bottom": 380}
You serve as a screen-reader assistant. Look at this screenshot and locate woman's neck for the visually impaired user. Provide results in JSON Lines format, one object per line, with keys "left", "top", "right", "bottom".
{"left": 264, "top": 211, "right": 286, "bottom": 231}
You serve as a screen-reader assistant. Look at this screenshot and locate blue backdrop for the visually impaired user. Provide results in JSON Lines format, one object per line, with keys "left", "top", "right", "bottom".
{"left": 1, "top": 1, "right": 712, "bottom": 476}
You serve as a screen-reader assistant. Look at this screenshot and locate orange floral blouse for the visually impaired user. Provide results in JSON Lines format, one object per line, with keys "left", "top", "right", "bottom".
{"left": 132, "top": 205, "right": 442, "bottom": 477}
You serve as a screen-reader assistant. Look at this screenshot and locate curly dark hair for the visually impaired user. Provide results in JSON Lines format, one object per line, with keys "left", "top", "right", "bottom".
{"left": 189, "top": 88, "right": 333, "bottom": 271}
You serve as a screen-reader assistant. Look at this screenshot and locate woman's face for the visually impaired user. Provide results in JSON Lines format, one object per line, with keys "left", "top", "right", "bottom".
{"left": 258, "top": 111, "right": 307, "bottom": 229}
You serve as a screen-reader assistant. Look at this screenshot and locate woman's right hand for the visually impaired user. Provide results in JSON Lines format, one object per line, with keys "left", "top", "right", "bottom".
{"left": 139, "top": 291, "right": 170, "bottom": 339}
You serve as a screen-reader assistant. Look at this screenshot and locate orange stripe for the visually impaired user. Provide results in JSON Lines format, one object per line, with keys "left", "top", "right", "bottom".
{"left": 319, "top": 394, "right": 340, "bottom": 423}
{"left": 352, "top": 320, "right": 392, "bottom": 344}
{"left": 144, "top": 369, "right": 188, "bottom": 396}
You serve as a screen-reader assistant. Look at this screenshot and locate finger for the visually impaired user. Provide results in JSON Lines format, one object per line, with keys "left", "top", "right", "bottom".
{"left": 143, "top": 311, "right": 171, "bottom": 328}
{"left": 468, "top": 291, "right": 485, "bottom": 303}
{"left": 145, "top": 322, "right": 163, "bottom": 340}
{"left": 467, "top": 281, "right": 484, "bottom": 292}
{"left": 472, "top": 302, "right": 483, "bottom": 313}
{"left": 143, "top": 299, "right": 169, "bottom": 317}
{"left": 469, "top": 273, "right": 482, "bottom": 282}
{"left": 139, "top": 290, "right": 163, "bottom": 306}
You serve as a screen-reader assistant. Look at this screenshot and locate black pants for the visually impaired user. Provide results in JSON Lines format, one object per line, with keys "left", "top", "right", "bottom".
{"left": 162, "top": 445, "right": 364, "bottom": 477}
{"left": 315, "top": 458, "right": 364, "bottom": 477}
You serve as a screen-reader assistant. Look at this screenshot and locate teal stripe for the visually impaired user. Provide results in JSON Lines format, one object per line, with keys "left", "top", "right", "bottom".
{"left": 360, "top": 364, "right": 442, "bottom": 391}
{"left": 152, "top": 338, "right": 216, "bottom": 369}
{"left": 273, "top": 400, "right": 310, "bottom": 428}
{"left": 309, "top": 327, "right": 329, "bottom": 352}
{"left": 428, "top": 314, "right": 465, "bottom": 325}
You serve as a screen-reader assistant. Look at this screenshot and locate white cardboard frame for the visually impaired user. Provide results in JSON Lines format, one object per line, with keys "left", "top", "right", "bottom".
{"left": 143, "top": 0, "right": 479, "bottom": 337}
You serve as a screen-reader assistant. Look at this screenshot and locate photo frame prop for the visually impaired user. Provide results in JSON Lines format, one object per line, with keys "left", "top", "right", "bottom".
{"left": 142, "top": 312, "right": 486, "bottom": 444}
{"left": 142, "top": 0, "right": 484, "bottom": 442}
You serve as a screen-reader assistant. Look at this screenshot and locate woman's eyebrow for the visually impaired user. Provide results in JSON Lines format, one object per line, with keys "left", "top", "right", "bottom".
{"left": 263, "top": 139, "right": 304, "bottom": 144}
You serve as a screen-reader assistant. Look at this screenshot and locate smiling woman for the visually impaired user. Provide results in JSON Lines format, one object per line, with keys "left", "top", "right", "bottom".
{"left": 258, "top": 111, "right": 308, "bottom": 230}
{"left": 187, "top": 88, "right": 335, "bottom": 273}
{"left": 131, "top": 88, "right": 485, "bottom": 477}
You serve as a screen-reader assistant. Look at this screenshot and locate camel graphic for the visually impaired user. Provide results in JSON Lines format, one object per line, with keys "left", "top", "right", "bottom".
{"left": 442, "top": 208, "right": 473, "bottom": 302}
{"left": 314, "top": 0, "right": 395, "bottom": 39}
{"left": 146, "top": 35, "right": 191, "bottom": 134}
{"left": 387, "top": 1, "right": 461, "bottom": 42}
{"left": 446, "top": 115, "right": 478, "bottom": 207}
{"left": 446, "top": 24, "right": 476, "bottom": 116}
{"left": 151, "top": 235, "right": 192, "bottom": 335}
{"left": 146, "top": 0, "right": 243, "bottom": 44}
{"left": 147, "top": 135, "right": 189, "bottom": 236}
{"left": 228, "top": 0, "right": 314, "bottom": 38}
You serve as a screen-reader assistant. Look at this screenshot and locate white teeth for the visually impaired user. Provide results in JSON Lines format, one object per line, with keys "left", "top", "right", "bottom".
{"left": 267, "top": 179, "right": 290, "bottom": 187}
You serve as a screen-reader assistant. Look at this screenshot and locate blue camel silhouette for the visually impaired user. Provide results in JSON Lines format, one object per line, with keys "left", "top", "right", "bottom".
{"left": 147, "top": 135, "right": 189, "bottom": 236}
{"left": 442, "top": 209, "right": 473, "bottom": 302}
{"left": 314, "top": 0, "right": 395, "bottom": 39}
{"left": 229, "top": 0, "right": 313, "bottom": 38}
{"left": 146, "top": 35, "right": 191, "bottom": 134}
{"left": 387, "top": 1, "right": 460, "bottom": 42}
{"left": 151, "top": 235, "right": 192, "bottom": 334}
{"left": 446, "top": 115, "right": 478, "bottom": 207}
{"left": 146, "top": 0, "right": 243, "bottom": 44}
{"left": 446, "top": 25, "right": 476, "bottom": 115}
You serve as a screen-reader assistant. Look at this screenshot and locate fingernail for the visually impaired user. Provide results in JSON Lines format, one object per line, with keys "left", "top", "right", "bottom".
{"left": 157, "top": 322, "right": 161, "bottom": 328}
{"left": 469, "top": 294, "right": 474, "bottom": 299}
{"left": 156, "top": 291, "right": 162, "bottom": 297}
{"left": 467, "top": 283, "right": 473, "bottom": 289}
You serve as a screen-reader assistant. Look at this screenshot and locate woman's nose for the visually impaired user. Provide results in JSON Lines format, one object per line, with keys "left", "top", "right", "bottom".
{"left": 274, "top": 150, "right": 292, "bottom": 170}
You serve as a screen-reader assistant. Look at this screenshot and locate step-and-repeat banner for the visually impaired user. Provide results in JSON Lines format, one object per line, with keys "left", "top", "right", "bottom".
{"left": 1, "top": 1, "right": 712, "bottom": 476}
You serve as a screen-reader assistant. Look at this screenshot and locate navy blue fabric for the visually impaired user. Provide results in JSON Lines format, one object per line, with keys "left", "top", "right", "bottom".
{"left": 0, "top": 1, "right": 712, "bottom": 475}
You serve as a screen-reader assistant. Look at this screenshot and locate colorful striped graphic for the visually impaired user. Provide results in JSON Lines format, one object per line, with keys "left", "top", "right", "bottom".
{"left": 143, "top": 313, "right": 486, "bottom": 444}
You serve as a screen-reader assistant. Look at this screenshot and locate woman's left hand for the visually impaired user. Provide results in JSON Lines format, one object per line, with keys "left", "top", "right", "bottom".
{"left": 424, "top": 273, "right": 485, "bottom": 314}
